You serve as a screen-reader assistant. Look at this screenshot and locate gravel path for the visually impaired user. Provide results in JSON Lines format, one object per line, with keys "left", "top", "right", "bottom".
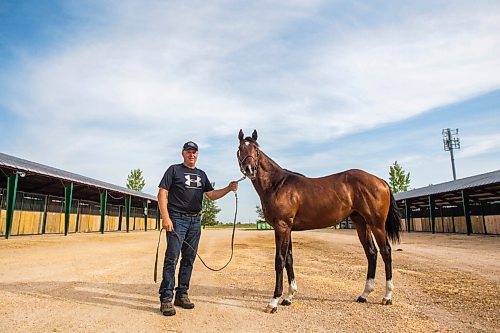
{"left": 0, "top": 229, "right": 498, "bottom": 333}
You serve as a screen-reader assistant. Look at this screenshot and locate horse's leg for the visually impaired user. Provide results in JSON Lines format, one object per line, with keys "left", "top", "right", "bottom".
{"left": 351, "top": 213, "right": 378, "bottom": 303}
{"left": 265, "top": 225, "right": 291, "bottom": 313}
{"left": 371, "top": 226, "right": 393, "bottom": 305}
{"left": 281, "top": 233, "right": 297, "bottom": 306}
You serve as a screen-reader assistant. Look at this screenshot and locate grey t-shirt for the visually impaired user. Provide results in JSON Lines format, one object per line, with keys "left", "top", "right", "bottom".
{"left": 158, "top": 163, "right": 214, "bottom": 213}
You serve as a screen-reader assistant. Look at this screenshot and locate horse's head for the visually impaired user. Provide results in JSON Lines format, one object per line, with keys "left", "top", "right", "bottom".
{"left": 237, "top": 129, "right": 259, "bottom": 180}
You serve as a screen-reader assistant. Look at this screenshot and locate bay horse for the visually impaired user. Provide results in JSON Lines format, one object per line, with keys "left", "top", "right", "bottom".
{"left": 237, "top": 130, "right": 402, "bottom": 313}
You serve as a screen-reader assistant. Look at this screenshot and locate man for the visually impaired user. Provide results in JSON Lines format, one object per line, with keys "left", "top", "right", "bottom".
{"left": 158, "top": 141, "right": 238, "bottom": 316}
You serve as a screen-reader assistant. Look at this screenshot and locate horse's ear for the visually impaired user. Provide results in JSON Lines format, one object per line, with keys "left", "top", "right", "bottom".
{"left": 238, "top": 129, "right": 244, "bottom": 141}
{"left": 252, "top": 130, "right": 258, "bottom": 141}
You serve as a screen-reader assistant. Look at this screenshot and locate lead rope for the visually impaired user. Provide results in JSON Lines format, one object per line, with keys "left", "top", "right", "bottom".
{"left": 154, "top": 176, "right": 246, "bottom": 282}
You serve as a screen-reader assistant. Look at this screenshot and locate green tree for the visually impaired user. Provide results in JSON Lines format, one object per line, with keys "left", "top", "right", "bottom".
{"left": 256, "top": 205, "right": 265, "bottom": 223}
{"left": 389, "top": 160, "right": 410, "bottom": 193}
{"left": 201, "top": 182, "right": 221, "bottom": 228}
{"left": 126, "top": 168, "right": 145, "bottom": 191}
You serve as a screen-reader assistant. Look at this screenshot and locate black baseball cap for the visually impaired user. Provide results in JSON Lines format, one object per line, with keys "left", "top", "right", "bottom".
{"left": 182, "top": 141, "right": 198, "bottom": 151}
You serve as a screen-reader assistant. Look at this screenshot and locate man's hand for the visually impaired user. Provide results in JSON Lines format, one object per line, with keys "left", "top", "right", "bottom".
{"left": 228, "top": 181, "right": 238, "bottom": 192}
{"left": 162, "top": 216, "right": 174, "bottom": 232}
{"left": 205, "top": 181, "right": 239, "bottom": 201}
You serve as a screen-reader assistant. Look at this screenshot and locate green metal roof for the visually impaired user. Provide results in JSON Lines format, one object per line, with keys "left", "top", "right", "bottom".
{"left": 0, "top": 152, "right": 156, "bottom": 202}
{"left": 394, "top": 169, "right": 500, "bottom": 208}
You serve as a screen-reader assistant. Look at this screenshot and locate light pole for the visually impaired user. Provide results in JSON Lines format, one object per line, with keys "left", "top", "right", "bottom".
{"left": 442, "top": 128, "right": 460, "bottom": 180}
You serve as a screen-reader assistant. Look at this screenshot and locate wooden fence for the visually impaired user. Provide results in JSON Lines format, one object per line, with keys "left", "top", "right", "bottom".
{"left": 401, "top": 215, "right": 500, "bottom": 234}
{"left": 0, "top": 189, "right": 158, "bottom": 237}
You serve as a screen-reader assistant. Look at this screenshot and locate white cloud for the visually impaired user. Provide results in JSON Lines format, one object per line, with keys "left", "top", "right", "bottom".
{"left": 1, "top": 0, "right": 500, "bottom": 222}
{"left": 303, "top": 2, "right": 500, "bottom": 137}
{"left": 457, "top": 133, "right": 500, "bottom": 158}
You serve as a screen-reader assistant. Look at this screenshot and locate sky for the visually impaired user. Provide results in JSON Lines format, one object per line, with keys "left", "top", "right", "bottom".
{"left": 1, "top": 0, "right": 499, "bottom": 223}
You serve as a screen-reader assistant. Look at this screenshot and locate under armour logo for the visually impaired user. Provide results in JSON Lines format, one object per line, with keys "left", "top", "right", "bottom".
{"left": 185, "top": 174, "right": 202, "bottom": 188}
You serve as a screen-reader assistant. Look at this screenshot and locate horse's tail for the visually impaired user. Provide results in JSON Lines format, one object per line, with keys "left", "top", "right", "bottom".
{"left": 385, "top": 188, "right": 402, "bottom": 243}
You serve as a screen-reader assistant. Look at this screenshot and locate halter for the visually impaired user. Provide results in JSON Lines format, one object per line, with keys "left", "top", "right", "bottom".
{"left": 237, "top": 144, "right": 259, "bottom": 179}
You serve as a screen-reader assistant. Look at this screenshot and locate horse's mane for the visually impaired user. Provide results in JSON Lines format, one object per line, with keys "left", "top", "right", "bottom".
{"left": 258, "top": 147, "right": 305, "bottom": 177}
{"left": 244, "top": 137, "right": 304, "bottom": 177}
{"left": 283, "top": 168, "right": 305, "bottom": 177}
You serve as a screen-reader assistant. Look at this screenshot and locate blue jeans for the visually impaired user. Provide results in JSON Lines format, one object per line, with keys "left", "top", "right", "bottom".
{"left": 159, "top": 211, "right": 201, "bottom": 302}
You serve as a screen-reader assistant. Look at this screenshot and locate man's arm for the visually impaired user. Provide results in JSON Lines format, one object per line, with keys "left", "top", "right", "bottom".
{"left": 205, "top": 181, "right": 238, "bottom": 201}
{"left": 158, "top": 188, "right": 173, "bottom": 231}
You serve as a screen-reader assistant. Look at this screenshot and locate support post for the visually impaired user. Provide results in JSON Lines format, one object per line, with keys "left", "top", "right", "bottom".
{"left": 75, "top": 200, "right": 80, "bottom": 233}
{"left": 64, "top": 182, "right": 74, "bottom": 236}
{"left": 405, "top": 200, "right": 411, "bottom": 232}
{"left": 5, "top": 174, "right": 19, "bottom": 239}
{"left": 461, "top": 190, "right": 472, "bottom": 235}
{"left": 144, "top": 201, "right": 149, "bottom": 232}
{"left": 41, "top": 195, "right": 48, "bottom": 234}
{"left": 118, "top": 206, "right": 123, "bottom": 231}
{"left": 100, "top": 190, "right": 108, "bottom": 234}
{"left": 480, "top": 200, "right": 487, "bottom": 235}
{"left": 125, "top": 196, "right": 131, "bottom": 233}
{"left": 156, "top": 206, "right": 160, "bottom": 230}
{"left": 439, "top": 204, "right": 444, "bottom": 233}
{"left": 429, "top": 195, "right": 435, "bottom": 234}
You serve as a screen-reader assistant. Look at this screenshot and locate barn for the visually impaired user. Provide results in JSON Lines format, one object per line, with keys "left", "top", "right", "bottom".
{"left": 394, "top": 169, "right": 500, "bottom": 235}
{"left": 0, "top": 152, "right": 159, "bottom": 238}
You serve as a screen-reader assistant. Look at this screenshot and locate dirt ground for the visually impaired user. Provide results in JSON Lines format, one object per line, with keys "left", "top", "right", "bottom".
{"left": 0, "top": 229, "right": 498, "bottom": 333}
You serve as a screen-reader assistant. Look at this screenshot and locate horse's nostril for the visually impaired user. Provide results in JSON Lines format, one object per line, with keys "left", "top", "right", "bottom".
{"left": 246, "top": 165, "right": 253, "bottom": 175}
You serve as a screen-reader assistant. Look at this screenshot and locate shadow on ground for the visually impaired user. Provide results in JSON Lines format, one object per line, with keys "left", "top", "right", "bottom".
{"left": 0, "top": 280, "right": 355, "bottom": 314}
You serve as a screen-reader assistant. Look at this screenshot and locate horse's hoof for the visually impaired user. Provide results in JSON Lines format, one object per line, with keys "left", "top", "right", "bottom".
{"left": 281, "top": 299, "right": 292, "bottom": 306}
{"left": 356, "top": 296, "right": 367, "bottom": 303}
{"left": 381, "top": 298, "right": 392, "bottom": 305}
{"left": 264, "top": 305, "right": 277, "bottom": 313}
